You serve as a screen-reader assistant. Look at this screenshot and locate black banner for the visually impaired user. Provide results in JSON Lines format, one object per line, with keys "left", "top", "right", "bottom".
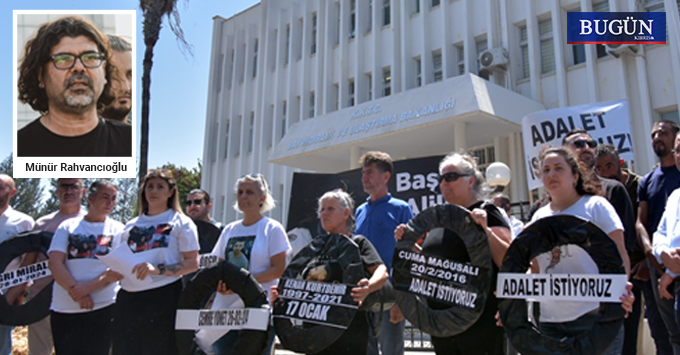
{"left": 273, "top": 278, "right": 358, "bottom": 329}
{"left": 392, "top": 249, "right": 487, "bottom": 310}
{"left": 286, "top": 155, "right": 445, "bottom": 231}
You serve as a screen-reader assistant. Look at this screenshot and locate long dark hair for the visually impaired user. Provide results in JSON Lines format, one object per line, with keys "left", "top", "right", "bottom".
{"left": 18, "top": 15, "right": 115, "bottom": 113}
{"left": 539, "top": 146, "right": 602, "bottom": 196}
{"left": 138, "top": 170, "right": 182, "bottom": 215}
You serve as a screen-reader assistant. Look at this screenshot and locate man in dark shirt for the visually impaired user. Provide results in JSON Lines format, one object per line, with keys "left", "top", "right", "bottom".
{"left": 594, "top": 143, "right": 646, "bottom": 355}
{"left": 17, "top": 15, "right": 131, "bottom": 157}
{"left": 637, "top": 121, "right": 680, "bottom": 355}
{"left": 562, "top": 129, "right": 637, "bottom": 355}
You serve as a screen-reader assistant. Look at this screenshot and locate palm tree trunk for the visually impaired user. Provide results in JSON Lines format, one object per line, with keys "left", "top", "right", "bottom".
{"left": 138, "top": 0, "right": 166, "bottom": 183}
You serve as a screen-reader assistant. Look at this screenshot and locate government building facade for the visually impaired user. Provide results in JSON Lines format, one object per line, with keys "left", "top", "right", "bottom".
{"left": 202, "top": 0, "right": 680, "bottom": 226}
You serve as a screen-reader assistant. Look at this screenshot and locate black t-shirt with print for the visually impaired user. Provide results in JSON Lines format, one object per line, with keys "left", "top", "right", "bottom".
{"left": 18, "top": 117, "right": 132, "bottom": 157}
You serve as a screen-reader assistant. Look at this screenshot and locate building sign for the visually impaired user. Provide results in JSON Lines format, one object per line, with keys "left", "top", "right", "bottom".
{"left": 521, "top": 100, "right": 634, "bottom": 191}
{"left": 287, "top": 99, "right": 455, "bottom": 151}
{"left": 567, "top": 12, "right": 666, "bottom": 44}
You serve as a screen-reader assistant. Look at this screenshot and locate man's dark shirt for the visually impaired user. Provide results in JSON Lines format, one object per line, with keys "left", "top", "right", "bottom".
{"left": 18, "top": 117, "right": 131, "bottom": 157}
{"left": 623, "top": 169, "right": 641, "bottom": 213}
{"left": 598, "top": 176, "right": 638, "bottom": 256}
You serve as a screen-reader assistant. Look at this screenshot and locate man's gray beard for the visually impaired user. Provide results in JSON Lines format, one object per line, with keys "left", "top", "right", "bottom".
{"left": 61, "top": 91, "right": 95, "bottom": 112}
{"left": 100, "top": 104, "right": 131, "bottom": 121}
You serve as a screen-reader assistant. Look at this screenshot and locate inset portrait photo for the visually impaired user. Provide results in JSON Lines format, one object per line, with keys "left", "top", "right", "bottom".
{"left": 13, "top": 10, "right": 136, "bottom": 178}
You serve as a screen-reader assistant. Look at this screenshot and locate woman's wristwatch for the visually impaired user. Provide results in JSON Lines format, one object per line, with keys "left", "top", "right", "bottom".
{"left": 157, "top": 263, "right": 166, "bottom": 275}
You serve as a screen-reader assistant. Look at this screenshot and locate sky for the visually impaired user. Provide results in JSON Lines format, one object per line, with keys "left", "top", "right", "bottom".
{"left": 1, "top": 0, "right": 260, "bottom": 172}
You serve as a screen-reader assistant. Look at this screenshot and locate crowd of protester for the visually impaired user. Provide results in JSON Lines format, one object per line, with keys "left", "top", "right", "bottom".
{"left": 2, "top": 121, "right": 680, "bottom": 355}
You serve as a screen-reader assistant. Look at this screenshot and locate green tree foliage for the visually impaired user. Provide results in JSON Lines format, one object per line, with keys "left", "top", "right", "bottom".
{"left": 159, "top": 161, "right": 201, "bottom": 211}
{"left": 0, "top": 153, "right": 45, "bottom": 219}
{"left": 111, "top": 178, "right": 139, "bottom": 223}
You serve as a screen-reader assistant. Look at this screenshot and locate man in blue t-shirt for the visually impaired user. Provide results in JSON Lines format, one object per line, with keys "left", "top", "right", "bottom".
{"left": 638, "top": 120, "right": 680, "bottom": 355}
{"left": 355, "top": 151, "right": 413, "bottom": 355}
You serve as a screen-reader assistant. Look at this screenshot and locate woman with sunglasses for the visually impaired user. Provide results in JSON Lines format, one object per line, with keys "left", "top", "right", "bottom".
{"left": 112, "top": 169, "right": 199, "bottom": 355}
{"left": 529, "top": 146, "right": 632, "bottom": 352}
{"left": 209, "top": 173, "right": 291, "bottom": 355}
{"left": 396, "top": 152, "right": 512, "bottom": 355}
{"left": 271, "top": 189, "right": 388, "bottom": 354}
{"left": 48, "top": 180, "right": 123, "bottom": 355}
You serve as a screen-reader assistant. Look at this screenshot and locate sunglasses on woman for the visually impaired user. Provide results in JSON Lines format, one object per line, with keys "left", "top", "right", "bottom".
{"left": 438, "top": 172, "right": 471, "bottom": 183}
{"left": 570, "top": 139, "right": 598, "bottom": 149}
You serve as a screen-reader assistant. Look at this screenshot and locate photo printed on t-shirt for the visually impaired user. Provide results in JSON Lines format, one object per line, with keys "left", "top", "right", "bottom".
{"left": 127, "top": 223, "right": 172, "bottom": 253}
{"left": 225, "top": 236, "right": 255, "bottom": 270}
{"left": 67, "top": 234, "right": 114, "bottom": 259}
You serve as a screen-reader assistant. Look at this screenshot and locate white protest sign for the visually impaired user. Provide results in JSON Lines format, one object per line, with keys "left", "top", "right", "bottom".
{"left": 96, "top": 244, "right": 153, "bottom": 289}
{"left": 175, "top": 308, "right": 270, "bottom": 330}
{"left": 522, "top": 100, "right": 634, "bottom": 191}
{"left": 0, "top": 260, "right": 51, "bottom": 290}
{"left": 496, "top": 273, "right": 628, "bottom": 302}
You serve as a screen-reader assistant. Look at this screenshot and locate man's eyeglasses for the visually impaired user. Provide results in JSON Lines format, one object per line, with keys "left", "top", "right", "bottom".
{"left": 146, "top": 169, "right": 174, "bottom": 179}
{"left": 50, "top": 52, "right": 105, "bottom": 70}
{"left": 570, "top": 139, "right": 598, "bottom": 149}
{"left": 438, "top": 172, "right": 471, "bottom": 183}
{"left": 58, "top": 183, "right": 82, "bottom": 191}
{"left": 185, "top": 199, "right": 204, "bottom": 206}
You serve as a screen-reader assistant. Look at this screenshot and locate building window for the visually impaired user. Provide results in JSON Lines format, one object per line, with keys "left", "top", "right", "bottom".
{"left": 645, "top": 0, "right": 668, "bottom": 44}
{"left": 382, "top": 67, "right": 391, "bottom": 96}
{"left": 455, "top": 44, "right": 465, "bottom": 75}
{"left": 431, "top": 0, "right": 441, "bottom": 8}
{"left": 414, "top": 0, "right": 420, "bottom": 14}
{"left": 368, "top": 0, "right": 373, "bottom": 33}
{"left": 309, "top": 92, "right": 315, "bottom": 118}
{"left": 248, "top": 112, "right": 254, "bottom": 153}
{"left": 383, "top": 0, "right": 391, "bottom": 26}
{"left": 475, "top": 38, "right": 487, "bottom": 73}
{"left": 539, "top": 19, "right": 555, "bottom": 74}
{"left": 415, "top": 58, "right": 422, "bottom": 87}
{"left": 593, "top": 1, "right": 609, "bottom": 58}
{"left": 349, "top": 79, "right": 355, "bottom": 106}
{"left": 661, "top": 110, "right": 680, "bottom": 125}
{"left": 334, "top": 84, "right": 340, "bottom": 110}
{"left": 567, "top": 9, "right": 585, "bottom": 65}
{"left": 367, "top": 73, "right": 373, "bottom": 100}
{"left": 281, "top": 101, "right": 287, "bottom": 138}
{"left": 229, "top": 49, "right": 235, "bottom": 87}
{"left": 519, "top": 25, "right": 529, "bottom": 79}
{"left": 223, "top": 119, "right": 230, "bottom": 159}
{"left": 311, "top": 13, "right": 317, "bottom": 55}
{"left": 285, "top": 25, "right": 290, "bottom": 64}
{"left": 335, "top": 2, "right": 341, "bottom": 45}
{"left": 210, "top": 122, "right": 217, "bottom": 163}
{"left": 252, "top": 39, "right": 258, "bottom": 78}
{"left": 350, "top": 0, "right": 356, "bottom": 39}
{"left": 240, "top": 44, "right": 246, "bottom": 82}
{"left": 432, "top": 51, "right": 443, "bottom": 82}
{"left": 235, "top": 115, "right": 242, "bottom": 157}
{"left": 297, "top": 18, "right": 303, "bottom": 60}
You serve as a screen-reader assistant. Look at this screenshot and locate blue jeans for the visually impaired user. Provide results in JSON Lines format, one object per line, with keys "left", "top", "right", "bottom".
{"left": 540, "top": 311, "right": 623, "bottom": 353}
{"left": 366, "top": 310, "right": 404, "bottom": 355}
{"left": 0, "top": 324, "right": 11, "bottom": 355}
{"left": 601, "top": 324, "right": 625, "bottom": 355}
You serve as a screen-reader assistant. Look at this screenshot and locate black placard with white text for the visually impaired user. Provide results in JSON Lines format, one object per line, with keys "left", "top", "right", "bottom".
{"left": 392, "top": 249, "right": 487, "bottom": 310}
{"left": 273, "top": 278, "right": 359, "bottom": 329}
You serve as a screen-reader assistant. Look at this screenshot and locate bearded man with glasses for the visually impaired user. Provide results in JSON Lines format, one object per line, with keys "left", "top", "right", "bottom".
{"left": 184, "top": 189, "right": 222, "bottom": 254}
{"left": 562, "top": 128, "right": 639, "bottom": 355}
{"left": 17, "top": 15, "right": 131, "bottom": 157}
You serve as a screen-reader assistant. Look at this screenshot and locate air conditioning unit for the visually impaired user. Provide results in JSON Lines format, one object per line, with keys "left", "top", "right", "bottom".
{"left": 479, "top": 48, "right": 508, "bottom": 69}
{"left": 606, "top": 43, "right": 639, "bottom": 58}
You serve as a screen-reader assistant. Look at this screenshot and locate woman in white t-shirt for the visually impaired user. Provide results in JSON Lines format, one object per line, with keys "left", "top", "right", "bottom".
{"left": 210, "top": 173, "right": 291, "bottom": 355}
{"left": 111, "top": 169, "right": 199, "bottom": 355}
{"left": 48, "top": 179, "right": 124, "bottom": 355}
{"left": 530, "top": 146, "right": 633, "bottom": 350}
